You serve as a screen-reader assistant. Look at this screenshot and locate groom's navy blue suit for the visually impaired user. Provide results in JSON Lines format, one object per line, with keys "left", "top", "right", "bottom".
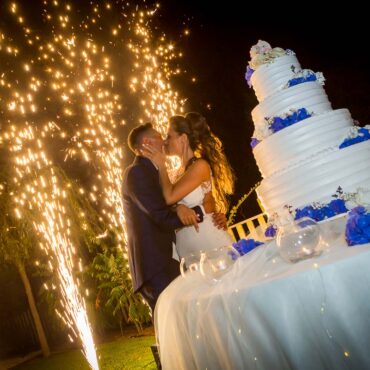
{"left": 123, "top": 156, "right": 202, "bottom": 310}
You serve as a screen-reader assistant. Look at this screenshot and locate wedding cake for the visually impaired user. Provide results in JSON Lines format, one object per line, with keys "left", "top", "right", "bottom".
{"left": 246, "top": 40, "right": 370, "bottom": 222}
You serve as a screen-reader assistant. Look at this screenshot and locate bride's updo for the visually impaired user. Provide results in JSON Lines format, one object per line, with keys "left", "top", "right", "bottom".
{"left": 169, "top": 112, "right": 235, "bottom": 213}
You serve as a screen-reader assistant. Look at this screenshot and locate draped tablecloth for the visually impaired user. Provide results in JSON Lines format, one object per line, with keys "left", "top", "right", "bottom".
{"left": 154, "top": 219, "right": 370, "bottom": 370}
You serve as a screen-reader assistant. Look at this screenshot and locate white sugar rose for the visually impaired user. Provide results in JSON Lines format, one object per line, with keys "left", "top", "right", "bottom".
{"left": 276, "top": 207, "right": 294, "bottom": 226}
{"left": 253, "top": 124, "right": 272, "bottom": 141}
{"left": 249, "top": 54, "right": 269, "bottom": 70}
{"left": 355, "top": 188, "right": 370, "bottom": 206}
{"left": 344, "top": 187, "right": 370, "bottom": 209}
{"left": 346, "top": 126, "right": 360, "bottom": 140}
{"left": 249, "top": 44, "right": 286, "bottom": 69}
{"left": 250, "top": 40, "right": 272, "bottom": 59}
{"left": 268, "top": 47, "right": 285, "bottom": 58}
{"left": 315, "top": 72, "right": 325, "bottom": 85}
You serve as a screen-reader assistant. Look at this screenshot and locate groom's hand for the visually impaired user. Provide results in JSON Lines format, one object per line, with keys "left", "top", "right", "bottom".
{"left": 175, "top": 204, "right": 199, "bottom": 232}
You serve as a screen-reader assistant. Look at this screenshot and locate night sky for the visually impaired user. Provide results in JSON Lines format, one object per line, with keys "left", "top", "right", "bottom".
{"left": 152, "top": 1, "right": 370, "bottom": 219}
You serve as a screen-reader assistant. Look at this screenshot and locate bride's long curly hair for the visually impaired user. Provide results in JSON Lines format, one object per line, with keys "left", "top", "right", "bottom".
{"left": 169, "top": 112, "right": 236, "bottom": 213}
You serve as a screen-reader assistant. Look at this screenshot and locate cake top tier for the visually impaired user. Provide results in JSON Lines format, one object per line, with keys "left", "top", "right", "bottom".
{"left": 248, "top": 40, "right": 294, "bottom": 71}
{"left": 246, "top": 40, "right": 303, "bottom": 102}
{"left": 247, "top": 40, "right": 327, "bottom": 146}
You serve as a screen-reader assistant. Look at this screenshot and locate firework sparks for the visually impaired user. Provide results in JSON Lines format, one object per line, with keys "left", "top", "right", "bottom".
{"left": 2, "top": 124, "right": 99, "bottom": 370}
{"left": 0, "top": 0, "right": 188, "bottom": 363}
{"left": 127, "top": 7, "right": 186, "bottom": 171}
{"left": 128, "top": 6, "right": 186, "bottom": 131}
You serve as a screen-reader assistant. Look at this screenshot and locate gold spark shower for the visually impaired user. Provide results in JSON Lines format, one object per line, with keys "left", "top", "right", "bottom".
{"left": 128, "top": 6, "right": 186, "bottom": 136}
{"left": 3, "top": 124, "right": 99, "bottom": 369}
{"left": 0, "top": 0, "right": 189, "bottom": 362}
{"left": 0, "top": 1, "right": 132, "bottom": 367}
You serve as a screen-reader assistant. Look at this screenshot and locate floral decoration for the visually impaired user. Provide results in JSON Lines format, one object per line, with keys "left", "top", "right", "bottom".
{"left": 248, "top": 40, "right": 292, "bottom": 70}
{"left": 339, "top": 126, "right": 370, "bottom": 149}
{"left": 232, "top": 238, "right": 264, "bottom": 256}
{"left": 267, "top": 108, "right": 312, "bottom": 134}
{"left": 286, "top": 68, "right": 325, "bottom": 88}
{"left": 345, "top": 206, "right": 370, "bottom": 246}
{"left": 264, "top": 224, "right": 277, "bottom": 238}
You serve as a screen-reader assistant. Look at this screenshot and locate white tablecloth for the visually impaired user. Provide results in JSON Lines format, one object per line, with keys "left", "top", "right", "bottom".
{"left": 155, "top": 220, "right": 370, "bottom": 370}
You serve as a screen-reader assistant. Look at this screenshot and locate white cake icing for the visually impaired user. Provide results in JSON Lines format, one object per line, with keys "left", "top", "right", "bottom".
{"left": 254, "top": 109, "right": 354, "bottom": 178}
{"left": 251, "top": 54, "right": 301, "bottom": 102}
{"left": 246, "top": 40, "right": 370, "bottom": 219}
{"left": 256, "top": 140, "right": 370, "bottom": 216}
{"left": 252, "top": 81, "right": 331, "bottom": 129}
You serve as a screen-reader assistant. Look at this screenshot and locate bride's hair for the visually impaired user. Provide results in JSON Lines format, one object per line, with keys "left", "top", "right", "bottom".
{"left": 169, "top": 112, "right": 235, "bottom": 213}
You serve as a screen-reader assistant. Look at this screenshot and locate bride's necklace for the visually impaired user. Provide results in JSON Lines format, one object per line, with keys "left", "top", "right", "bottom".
{"left": 185, "top": 156, "right": 197, "bottom": 171}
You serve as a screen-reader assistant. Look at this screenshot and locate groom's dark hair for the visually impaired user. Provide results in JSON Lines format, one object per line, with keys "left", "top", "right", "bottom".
{"left": 127, "top": 122, "right": 153, "bottom": 153}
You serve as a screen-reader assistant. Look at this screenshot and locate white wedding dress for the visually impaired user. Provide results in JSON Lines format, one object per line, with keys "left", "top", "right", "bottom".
{"left": 175, "top": 179, "right": 233, "bottom": 258}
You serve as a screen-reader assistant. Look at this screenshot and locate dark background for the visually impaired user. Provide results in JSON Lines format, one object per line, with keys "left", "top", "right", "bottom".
{"left": 151, "top": 1, "right": 370, "bottom": 219}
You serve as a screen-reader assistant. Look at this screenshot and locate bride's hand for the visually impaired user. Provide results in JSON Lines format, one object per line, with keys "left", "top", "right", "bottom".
{"left": 140, "top": 143, "right": 166, "bottom": 168}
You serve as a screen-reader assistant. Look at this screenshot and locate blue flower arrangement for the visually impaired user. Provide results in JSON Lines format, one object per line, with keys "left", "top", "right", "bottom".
{"left": 345, "top": 206, "right": 370, "bottom": 246}
{"left": 339, "top": 127, "right": 370, "bottom": 149}
{"left": 264, "top": 224, "right": 277, "bottom": 238}
{"left": 287, "top": 71, "right": 318, "bottom": 87}
{"left": 268, "top": 108, "right": 312, "bottom": 134}
{"left": 250, "top": 137, "right": 260, "bottom": 149}
{"left": 232, "top": 238, "right": 264, "bottom": 257}
{"left": 245, "top": 66, "right": 255, "bottom": 88}
{"left": 294, "top": 198, "right": 348, "bottom": 222}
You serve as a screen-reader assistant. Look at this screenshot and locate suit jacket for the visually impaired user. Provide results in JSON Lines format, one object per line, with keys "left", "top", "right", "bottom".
{"left": 122, "top": 156, "right": 184, "bottom": 293}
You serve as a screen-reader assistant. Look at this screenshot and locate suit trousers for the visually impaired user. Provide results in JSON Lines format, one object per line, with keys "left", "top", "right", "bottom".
{"left": 139, "top": 259, "right": 180, "bottom": 313}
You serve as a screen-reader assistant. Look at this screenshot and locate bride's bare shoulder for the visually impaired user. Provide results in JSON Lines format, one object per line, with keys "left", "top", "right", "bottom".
{"left": 190, "top": 158, "right": 210, "bottom": 170}
{"left": 187, "top": 158, "right": 211, "bottom": 180}
{"left": 189, "top": 158, "right": 210, "bottom": 171}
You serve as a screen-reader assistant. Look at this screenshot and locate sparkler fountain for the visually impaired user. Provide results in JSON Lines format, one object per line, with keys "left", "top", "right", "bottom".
{"left": 0, "top": 1, "right": 189, "bottom": 367}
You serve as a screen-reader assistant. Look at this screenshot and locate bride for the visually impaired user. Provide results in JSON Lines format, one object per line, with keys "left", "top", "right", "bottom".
{"left": 141, "top": 112, "right": 235, "bottom": 258}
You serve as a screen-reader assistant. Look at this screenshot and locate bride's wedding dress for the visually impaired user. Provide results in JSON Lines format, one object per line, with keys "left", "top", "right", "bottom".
{"left": 175, "top": 179, "right": 233, "bottom": 258}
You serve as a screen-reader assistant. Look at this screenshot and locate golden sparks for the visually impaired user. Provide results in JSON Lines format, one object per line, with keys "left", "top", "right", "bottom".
{"left": 1, "top": 1, "right": 189, "bottom": 365}
{"left": 127, "top": 9, "right": 186, "bottom": 137}
{"left": 2, "top": 123, "right": 99, "bottom": 370}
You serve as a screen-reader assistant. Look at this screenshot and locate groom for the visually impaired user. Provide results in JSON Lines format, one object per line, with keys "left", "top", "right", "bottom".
{"left": 123, "top": 123, "right": 224, "bottom": 312}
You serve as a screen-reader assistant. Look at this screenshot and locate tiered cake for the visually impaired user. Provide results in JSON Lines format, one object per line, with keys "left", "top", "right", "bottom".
{"left": 246, "top": 41, "right": 370, "bottom": 221}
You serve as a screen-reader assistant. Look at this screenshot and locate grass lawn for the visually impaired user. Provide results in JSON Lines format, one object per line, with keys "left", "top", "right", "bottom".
{"left": 14, "top": 335, "right": 157, "bottom": 370}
